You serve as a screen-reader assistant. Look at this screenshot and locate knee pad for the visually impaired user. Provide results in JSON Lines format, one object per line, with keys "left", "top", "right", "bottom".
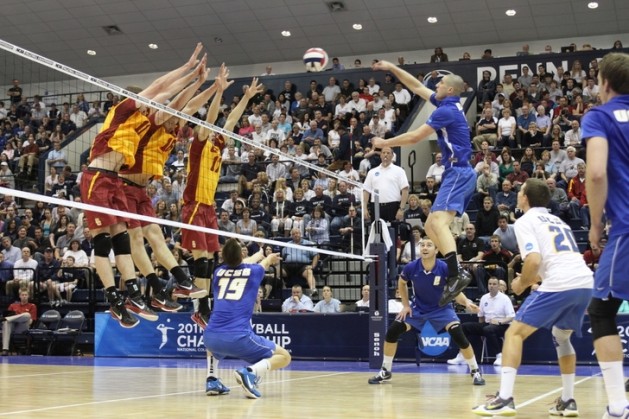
{"left": 194, "top": 257, "right": 210, "bottom": 279}
{"left": 111, "top": 231, "right": 131, "bottom": 256}
{"left": 93, "top": 233, "right": 112, "bottom": 258}
{"left": 448, "top": 323, "right": 470, "bottom": 350}
{"left": 589, "top": 297, "right": 622, "bottom": 341}
{"left": 551, "top": 326, "right": 575, "bottom": 358}
{"left": 385, "top": 320, "right": 408, "bottom": 343}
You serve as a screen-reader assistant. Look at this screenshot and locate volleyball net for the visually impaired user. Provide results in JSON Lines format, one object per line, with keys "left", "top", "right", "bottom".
{"left": 0, "top": 39, "right": 381, "bottom": 272}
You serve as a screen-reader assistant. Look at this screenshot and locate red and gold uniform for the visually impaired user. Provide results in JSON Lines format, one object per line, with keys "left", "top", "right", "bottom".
{"left": 120, "top": 115, "right": 178, "bottom": 229}
{"left": 81, "top": 98, "right": 151, "bottom": 230}
{"left": 181, "top": 133, "right": 225, "bottom": 252}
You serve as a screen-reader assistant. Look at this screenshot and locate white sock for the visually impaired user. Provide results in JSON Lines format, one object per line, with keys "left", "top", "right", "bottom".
{"left": 382, "top": 356, "right": 393, "bottom": 371}
{"left": 465, "top": 355, "right": 479, "bottom": 372}
{"left": 499, "top": 367, "right": 517, "bottom": 400}
{"left": 249, "top": 359, "right": 271, "bottom": 379}
{"left": 600, "top": 361, "right": 629, "bottom": 414}
{"left": 561, "top": 373, "right": 575, "bottom": 401}
{"left": 207, "top": 354, "right": 218, "bottom": 378}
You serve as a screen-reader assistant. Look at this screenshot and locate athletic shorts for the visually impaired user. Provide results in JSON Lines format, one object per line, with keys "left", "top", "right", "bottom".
{"left": 431, "top": 166, "right": 476, "bottom": 216}
{"left": 122, "top": 182, "right": 155, "bottom": 229}
{"left": 80, "top": 169, "right": 130, "bottom": 230}
{"left": 204, "top": 330, "right": 275, "bottom": 364}
{"left": 515, "top": 288, "right": 592, "bottom": 337}
{"left": 406, "top": 305, "right": 460, "bottom": 333}
{"left": 593, "top": 233, "right": 629, "bottom": 301}
{"left": 181, "top": 202, "right": 219, "bottom": 253}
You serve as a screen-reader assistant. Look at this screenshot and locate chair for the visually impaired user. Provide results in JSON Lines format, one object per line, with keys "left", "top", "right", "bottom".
{"left": 27, "top": 309, "right": 61, "bottom": 355}
{"left": 51, "top": 310, "right": 85, "bottom": 356}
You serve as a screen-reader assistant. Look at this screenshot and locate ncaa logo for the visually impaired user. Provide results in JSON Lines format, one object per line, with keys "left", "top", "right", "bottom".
{"left": 418, "top": 321, "right": 451, "bottom": 356}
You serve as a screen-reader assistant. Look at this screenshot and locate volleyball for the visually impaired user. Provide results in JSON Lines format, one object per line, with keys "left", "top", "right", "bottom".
{"left": 303, "top": 48, "right": 328, "bottom": 72}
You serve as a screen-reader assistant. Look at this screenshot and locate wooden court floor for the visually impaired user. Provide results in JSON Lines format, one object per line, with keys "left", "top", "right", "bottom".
{"left": 0, "top": 358, "right": 616, "bottom": 418}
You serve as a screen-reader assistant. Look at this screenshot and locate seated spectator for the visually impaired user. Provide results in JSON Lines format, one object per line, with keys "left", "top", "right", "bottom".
{"left": 1, "top": 236, "right": 21, "bottom": 264}
{"left": 506, "top": 161, "right": 529, "bottom": 192}
{"left": 567, "top": 163, "right": 589, "bottom": 229}
{"left": 493, "top": 215, "right": 518, "bottom": 254}
{"left": 62, "top": 239, "right": 89, "bottom": 267}
{"left": 447, "top": 277, "right": 515, "bottom": 366}
{"left": 281, "top": 285, "right": 314, "bottom": 313}
{"left": 399, "top": 225, "right": 422, "bottom": 264}
{"left": 305, "top": 205, "right": 329, "bottom": 245}
{"left": 236, "top": 208, "right": 257, "bottom": 242}
{"left": 10, "top": 247, "right": 39, "bottom": 298}
{"left": 495, "top": 180, "right": 517, "bottom": 218}
{"left": 475, "top": 197, "right": 500, "bottom": 239}
{"left": 281, "top": 228, "right": 319, "bottom": 295}
{"left": 1, "top": 289, "right": 37, "bottom": 356}
{"left": 472, "top": 109, "right": 498, "bottom": 150}
{"left": 270, "top": 188, "right": 294, "bottom": 237}
{"left": 474, "top": 235, "right": 513, "bottom": 294}
{"left": 356, "top": 284, "right": 370, "bottom": 308}
{"left": 313, "top": 286, "right": 341, "bottom": 313}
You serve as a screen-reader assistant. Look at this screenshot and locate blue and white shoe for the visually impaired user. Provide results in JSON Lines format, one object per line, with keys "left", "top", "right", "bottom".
{"left": 234, "top": 368, "right": 261, "bottom": 399}
{"left": 603, "top": 405, "right": 629, "bottom": 418}
{"left": 206, "top": 377, "right": 230, "bottom": 396}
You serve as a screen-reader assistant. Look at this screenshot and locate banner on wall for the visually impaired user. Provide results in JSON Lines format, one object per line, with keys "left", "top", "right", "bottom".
{"left": 95, "top": 312, "right": 371, "bottom": 359}
{"left": 95, "top": 311, "right": 629, "bottom": 364}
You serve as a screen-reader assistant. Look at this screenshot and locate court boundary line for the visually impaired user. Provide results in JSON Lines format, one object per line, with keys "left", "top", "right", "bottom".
{"left": 515, "top": 373, "right": 600, "bottom": 409}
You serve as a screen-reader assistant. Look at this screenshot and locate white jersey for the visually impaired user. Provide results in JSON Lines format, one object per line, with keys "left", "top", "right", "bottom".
{"left": 514, "top": 207, "right": 593, "bottom": 292}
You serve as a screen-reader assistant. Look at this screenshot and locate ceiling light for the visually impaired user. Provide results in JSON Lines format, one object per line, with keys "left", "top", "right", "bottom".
{"left": 505, "top": 9, "right": 516, "bottom": 16}
{"left": 352, "top": 23, "right": 362, "bottom": 30}
{"left": 281, "top": 30, "right": 291, "bottom": 37}
{"left": 214, "top": 37, "right": 223, "bottom": 44}
{"left": 87, "top": 50, "right": 96, "bottom": 56}
{"left": 427, "top": 17, "right": 438, "bottom": 23}
{"left": 588, "top": 2, "right": 599, "bottom": 9}
{"left": 148, "top": 43, "right": 158, "bottom": 49}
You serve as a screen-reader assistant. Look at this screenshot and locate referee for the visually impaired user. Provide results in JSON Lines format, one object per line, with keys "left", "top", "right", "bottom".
{"left": 362, "top": 146, "right": 409, "bottom": 223}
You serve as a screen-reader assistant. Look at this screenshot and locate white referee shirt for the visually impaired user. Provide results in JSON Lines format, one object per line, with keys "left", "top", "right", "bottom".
{"left": 363, "top": 163, "right": 409, "bottom": 203}
{"left": 514, "top": 207, "right": 593, "bottom": 292}
{"left": 478, "top": 292, "right": 515, "bottom": 323}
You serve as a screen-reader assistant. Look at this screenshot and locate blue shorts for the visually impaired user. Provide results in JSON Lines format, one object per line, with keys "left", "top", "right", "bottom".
{"left": 204, "top": 330, "right": 275, "bottom": 364}
{"left": 431, "top": 166, "right": 476, "bottom": 216}
{"left": 405, "top": 306, "right": 460, "bottom": 333}
{"left": 515, "top": 288, "right": 592, "bottom": 337}
{"left": 594, "top": 234, "right": 629, "bottom": 301}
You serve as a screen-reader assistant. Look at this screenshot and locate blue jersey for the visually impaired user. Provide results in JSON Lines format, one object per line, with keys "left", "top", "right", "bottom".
{"left": 582, "top": 95, "right": 629, "bottom": 236}
{"left": 428, "top": 93, "right": 472, "bottom": 169}
{"left": 207, "top": 263, "right": 265, "bottom": 333}
{"left": 400, "top": 258, "right": 449, "bottom": 314}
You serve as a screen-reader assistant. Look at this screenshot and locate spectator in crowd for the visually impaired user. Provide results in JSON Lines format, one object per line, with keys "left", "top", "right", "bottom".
{"left": 281, "top": 228, "right": 319, "bottom": 296}
{"left": 282, "top": 284, "right": 314, "bottom": 313}
{"left": 567, "top": 163, "right": 589, "bottom": 229}
{"left": 493, "top": 215, "right": 518, "bottom": 254}
{"left": 474, "top": 235, "right": 513, "bottom": 294}
{"left": 475, "top": 197, "right": 500, "bottom": 239}
{"left": 557, "top": 146, "right": 585, "bottom": 190}
{"left": 313, "top": 286, "right": 341, "bottom": 313}
{"left": 10, "top": 247, "right": 39, "bottom": 298}
{"left": 1, "top": 289, "right": 36, "bottom": 356}
{"left": 430, "top": 47, "right": 449, "bottom": 63}
{"left": 448, "top": 277, "right": 515, "bottom": 366}
{"left": 506, "top": 161, "right": 529, "bottom": 192}
{"left": 1, "top": 236, "right": 21, "bottom": 264}
{"left": 473, "top": 108, "right": 498, "bottom": 150}
{"left": 426, "top": 152, "right": 445, "bottom": 184}
{"left": 355, "top": 284, "right": 370, "bottom": 308}
{"left": 495, "top": 180, "right": 517, "bottom": 218}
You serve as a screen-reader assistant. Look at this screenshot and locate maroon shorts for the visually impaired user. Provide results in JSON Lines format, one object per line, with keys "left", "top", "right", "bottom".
{"left": 80, "top": 169, "right": 129, "bottom": 230}
{"left": 122, "top": 181, "right": 155, "bottom": 229}
{"left": 181, "top": 202, "right": 219, "bottom": 253}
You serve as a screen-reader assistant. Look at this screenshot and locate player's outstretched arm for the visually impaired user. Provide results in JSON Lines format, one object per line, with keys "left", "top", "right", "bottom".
{"left": 455, "top": 293, "right": 479, "bottom": 313}
{"left": 154, "top": 59, "right": 210, "bottom": 126}
{"left": 371, "top": 123, "right": 435, "bottom": 149}
{"left": 150, "top": 54, "right": 208, "bottom": 106}
{"left": 223, "top": 78, "right": 264, "bottom": 132}
{"left": 586, "top": 136, "right": 608, "bottom": 248}
{"left": 197, "top": 64, "right": 234, "bottom": 141}
{"left": 372, "top": 60, "right": 434, "bottom": 101}
{"left": 140, "top": 43, "right": 204, "bottom": 100}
